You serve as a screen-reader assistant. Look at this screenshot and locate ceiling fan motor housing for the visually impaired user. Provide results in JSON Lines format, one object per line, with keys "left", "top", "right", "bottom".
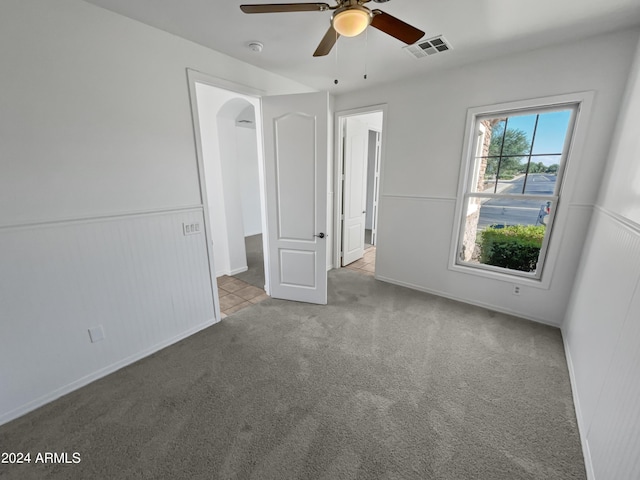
{"left": 239, "top": 0, "right": 424, "bottom": 57}
{"left": 332, "top": 5, "right": 372, "bottom": 37}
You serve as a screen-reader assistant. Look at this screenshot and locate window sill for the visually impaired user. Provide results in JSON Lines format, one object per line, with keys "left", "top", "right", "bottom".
{"left": 448, "top": 261, "right": 552, "bottom": 290}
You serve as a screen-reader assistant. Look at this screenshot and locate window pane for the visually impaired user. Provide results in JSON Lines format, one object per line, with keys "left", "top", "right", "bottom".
{"left": 474, "top": 156, "right": 528, "bottom": 193}
{"left": 499, "top": 114, "right": 536, "bottom": 155}
{"left": 495, "top": 155, "right": 528, "bottom": 182}
{"left": 459, "top": 196, "right": 482, "bottom": 262}
{"left": 522, "top": 161, "right": 561, "bottom": 194}
{"left": 531, "top": 110, "right": 572, "bottom": 154}
{"left": 460, "top": 196, "right": 555, "bottom": 274}
{"left": 483, "top": 117, "right": 533, "bottom": 159}
{"left": 478, "top": 156, "right": 497, "bottom": 193}
{"left": 483, "top": 118, "right": 506, "bottom": 156}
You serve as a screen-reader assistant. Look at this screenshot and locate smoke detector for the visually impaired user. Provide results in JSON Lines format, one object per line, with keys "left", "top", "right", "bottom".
{"left": 246, "top": 41, "right": 264, "bottom": 53}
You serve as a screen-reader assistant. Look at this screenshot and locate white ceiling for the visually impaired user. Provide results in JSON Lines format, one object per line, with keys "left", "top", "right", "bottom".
{"left": 83, "top": 0, "right": 640, "bottom": 94}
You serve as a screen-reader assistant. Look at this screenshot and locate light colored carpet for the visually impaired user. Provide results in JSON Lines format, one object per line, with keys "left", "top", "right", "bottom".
{"left": 232, "top": 234, "right": 265, "bottom": 289}
{"left": 0, "top": 269, "right": 585, "bottom": 479}
{"left": 365, "top": 228, "right": 372, "bottom": 248}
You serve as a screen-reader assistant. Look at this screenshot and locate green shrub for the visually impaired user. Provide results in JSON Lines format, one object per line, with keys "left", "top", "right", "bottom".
{"left": 479, "top": 225, "right": 545, "bottom": 272}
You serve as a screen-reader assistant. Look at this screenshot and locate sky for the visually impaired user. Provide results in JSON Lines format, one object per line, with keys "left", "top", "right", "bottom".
{"left": 503, "top": 110, "right": 572, "bottom": 166}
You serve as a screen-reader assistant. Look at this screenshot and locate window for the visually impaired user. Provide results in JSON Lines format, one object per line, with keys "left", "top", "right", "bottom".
{"left": 454, "top": 101, "right": 578, "bottom": 280}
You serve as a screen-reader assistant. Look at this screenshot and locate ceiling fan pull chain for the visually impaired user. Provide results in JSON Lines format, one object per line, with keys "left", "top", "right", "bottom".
{"left": 334, "top": 29, "right": 339, "bottom": 85}
{"left": 364, "top": 27, "right": 368, "bottom": 80}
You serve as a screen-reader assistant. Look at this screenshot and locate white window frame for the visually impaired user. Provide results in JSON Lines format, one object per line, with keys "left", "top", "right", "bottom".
{"left": 449, "top": 92, "right": 593, "bottom": 288}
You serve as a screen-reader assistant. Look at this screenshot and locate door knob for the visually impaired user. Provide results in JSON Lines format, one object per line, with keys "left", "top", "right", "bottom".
{"left": 362, "top": 210, "right": 366, "bottom": 214}
{"left": 314, "top": 232, "right": 325, "bottom": 239}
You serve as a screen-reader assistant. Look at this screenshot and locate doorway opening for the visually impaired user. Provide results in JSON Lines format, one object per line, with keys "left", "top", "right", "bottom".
{"left": 187, "top": 72, "right": 271, "bottom": 317}
{"left": 335, "top": 107, "right": 385, "bottom": 276}
{"left": 188, "top": 75, "right": 331, "bottom": 313}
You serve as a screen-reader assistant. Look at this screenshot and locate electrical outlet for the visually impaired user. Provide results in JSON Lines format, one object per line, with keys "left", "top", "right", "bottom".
{"left": 183, "top": 222, "right": 201, "bottom": 236}
{"left": 513, "top": 285, "right": 521, "bottom": 296}
{"left": 88, "top": 325, "right": 105, "bottom": 343}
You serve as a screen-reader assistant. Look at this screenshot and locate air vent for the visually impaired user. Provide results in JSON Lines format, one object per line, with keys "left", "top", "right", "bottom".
{"left": 236, "top": 119, "right": 255, "bottom": 129}
{"left": 403, "top": 35, "right": 453, "bottom": 59}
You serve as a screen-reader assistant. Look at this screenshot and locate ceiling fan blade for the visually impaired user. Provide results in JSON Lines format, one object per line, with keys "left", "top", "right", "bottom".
{"left": 240, "top": 3, "right": 330, "bottom": 14}
{"left": 370, "top": 10, "right": 425, "bottom": 45}
{"left": 313, "top": 25, "right": 340, "bottom": 57}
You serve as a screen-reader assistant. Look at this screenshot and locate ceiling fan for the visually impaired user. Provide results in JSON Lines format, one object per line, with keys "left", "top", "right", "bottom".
{"left": 240, "top": 0, "right": 425, "bottom": 57}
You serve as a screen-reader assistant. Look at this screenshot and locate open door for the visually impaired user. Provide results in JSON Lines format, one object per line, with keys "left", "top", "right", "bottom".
{"left": 342, "top": 117, "right": 369, "bottom": 266}
{"left": 262, "top": 92, "right": 329, "bottom": 305}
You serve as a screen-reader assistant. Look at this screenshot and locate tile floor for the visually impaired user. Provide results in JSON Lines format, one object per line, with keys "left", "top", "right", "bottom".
{"left": 344, "top": 246, "right": 376, "bottom": 276}
{"left": 217, "top": 275, "right": 268, "bottom": 317}
{"left": 218, "top": 245, "right": 375, "bottom": 317}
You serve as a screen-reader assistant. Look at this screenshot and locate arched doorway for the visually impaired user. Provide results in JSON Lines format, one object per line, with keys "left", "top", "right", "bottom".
{"left": 190, "top": 79, "right": 270, "bottom": 317}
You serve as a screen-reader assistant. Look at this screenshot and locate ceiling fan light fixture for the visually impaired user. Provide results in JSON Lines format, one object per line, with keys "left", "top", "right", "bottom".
{"left": 332, "top": 7, "right": 371, "bottom": 37}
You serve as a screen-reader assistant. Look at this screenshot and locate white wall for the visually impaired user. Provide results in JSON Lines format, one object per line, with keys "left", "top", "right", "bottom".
{"left": 217, "top": 109, "right": 249, "bottom": 275}
{"left": 195, "top": 86, "right": 254, "bottom": 277}
{"left": 0, "top": 0, "right": 311, "bottom": 424}
{"left": 334, "top": 28, "right": 639, "bottom": 326}
{"left": 563, "top": 34, "right": 640, "bottom": 480}
{"left": 236, "top": 122, "right": 263, "bottom": 237}
{"left": 0, "top": 210, "right": 215, "bottom": 423}
{"left": 195, "top": 84, "right": 233, "bottom": 276}
{"left": 357, "top": 112, "right": 383, "bottom": 131}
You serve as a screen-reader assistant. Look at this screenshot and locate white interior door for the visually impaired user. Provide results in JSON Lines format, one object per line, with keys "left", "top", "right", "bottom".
{"left": 370, "top": 130, "right": 381, "bottom": 246}
{"left": 262, "top": 92, "right": 329, "bottom": 305}
{"left": 342, "top": 117, "right": 369, "bottom": 266}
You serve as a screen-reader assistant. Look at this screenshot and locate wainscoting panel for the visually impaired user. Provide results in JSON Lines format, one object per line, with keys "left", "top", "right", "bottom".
{"left": 563, "top": 207, "right": 640, "bottom": 479}
{"left": 563, "top": 209, "right": 640, "bottom": 429}
{"left": 375, "top": 195, "right": 592, "bottom": 326}
{"left": 0, "top": 208, "right": 216, "bottom": 424}
{"left": 588, "top": 282, "right": 640, "bottom": 479}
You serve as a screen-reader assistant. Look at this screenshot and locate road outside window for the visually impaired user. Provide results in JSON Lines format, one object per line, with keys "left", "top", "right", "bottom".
{"left": 456, "top": 105, "right": 577, "bottom": 278}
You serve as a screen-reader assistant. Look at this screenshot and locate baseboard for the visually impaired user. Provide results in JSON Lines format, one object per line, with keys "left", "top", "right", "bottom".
{"left": 0, "top": 317, "right": 220, "bottom": 427}
{"left": 374, "top": 274, "right": 561, "bottom": 328}
{"left": 229, "top": 266, "right": 248, "bottom": 275}
{"left": 218, "top": 266, "right": 248, "bottom": 277}
{"left": 561, "top": 330, "right": 596, "bottom": 480}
